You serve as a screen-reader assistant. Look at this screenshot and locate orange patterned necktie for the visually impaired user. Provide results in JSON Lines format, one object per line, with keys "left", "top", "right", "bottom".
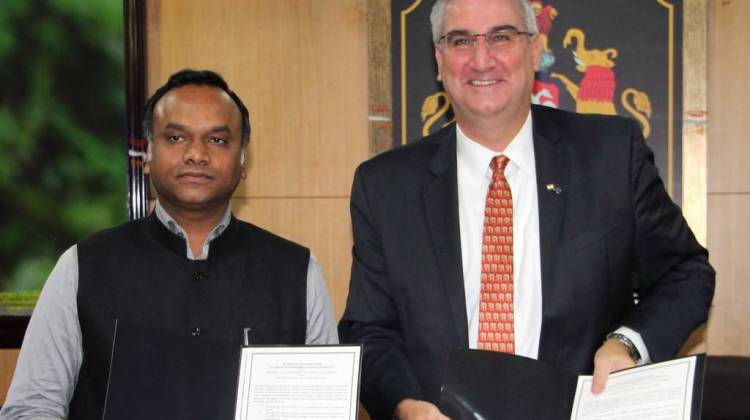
{"left": 477, "top": 155, "right": 514, "bottom": 353}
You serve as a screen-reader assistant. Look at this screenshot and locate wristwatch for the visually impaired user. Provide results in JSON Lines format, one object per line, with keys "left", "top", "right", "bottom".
{"left": 606, "top": 332, "right": 642, "bottom": 364}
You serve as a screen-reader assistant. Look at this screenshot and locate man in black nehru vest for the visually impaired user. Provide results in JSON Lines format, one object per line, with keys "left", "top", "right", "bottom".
{"left": 1, "top": 69, "right": 338, "bottom": 419}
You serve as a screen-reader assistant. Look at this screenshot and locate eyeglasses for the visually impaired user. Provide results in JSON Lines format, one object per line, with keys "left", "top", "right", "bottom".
{"left": 437, "top": 27, "right": 535, "bottom": 52}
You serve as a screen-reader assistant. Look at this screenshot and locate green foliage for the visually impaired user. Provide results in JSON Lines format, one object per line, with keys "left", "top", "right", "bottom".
{"left": 0, "top": 291, "right": 41, "bottom": 315}
{"left": 0, "top": 0, "right": 125, "bottom": 305}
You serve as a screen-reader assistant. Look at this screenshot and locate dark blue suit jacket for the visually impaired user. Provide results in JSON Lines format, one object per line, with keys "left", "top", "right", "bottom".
{"left": 338, "top": 105, "right": 715, "bottom": 419}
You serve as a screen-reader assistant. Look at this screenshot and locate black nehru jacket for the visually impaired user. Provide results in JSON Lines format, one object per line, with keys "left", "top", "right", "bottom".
{"left": 68, "top": 214, "right": 309, "bottom": 419}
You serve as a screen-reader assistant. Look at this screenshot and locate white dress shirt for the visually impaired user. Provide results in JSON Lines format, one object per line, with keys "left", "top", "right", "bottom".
{"left": 457, "top": 113, "right": 542, "bottom": 358}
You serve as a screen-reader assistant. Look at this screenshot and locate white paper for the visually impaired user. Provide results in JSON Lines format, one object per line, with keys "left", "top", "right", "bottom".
{"left": 570, "top": 356, "right": 697, "bottom": 420}
{"left": 234, "top": 345, "right": 361, "bottom": 420}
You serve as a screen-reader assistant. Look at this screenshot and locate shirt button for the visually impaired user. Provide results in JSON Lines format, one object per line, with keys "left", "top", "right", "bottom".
{"left": 191, "top": 327, "right": 202, "bottom": 336}
{"left": 193, "top": 271, "right": 207, "bottom": 281}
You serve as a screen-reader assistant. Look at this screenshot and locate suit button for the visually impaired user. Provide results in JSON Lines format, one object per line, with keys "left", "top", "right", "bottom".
{"left": 193, "top": 271, "right": 207, "bottom": 281}
{"left": 191, "top": 327, "right": 202, "bottom": 336}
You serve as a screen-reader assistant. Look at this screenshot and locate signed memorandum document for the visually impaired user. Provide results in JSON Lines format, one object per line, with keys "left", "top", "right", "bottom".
{"left": 234, "top": 345, "right": 362, "bottom": 420}
{"left": 570, "top": 356, "right": 704, "bottom": 420}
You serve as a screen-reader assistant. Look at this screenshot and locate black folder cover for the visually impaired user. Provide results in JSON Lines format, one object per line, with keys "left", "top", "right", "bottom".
{"left": 440, "top": 349, "right": 578, "bottom": 420}
{"left": 102, "top": 320, "right": 239, "bottom": 420}
{"left": 439, "top": 350, "right": 706, "bottom": 420}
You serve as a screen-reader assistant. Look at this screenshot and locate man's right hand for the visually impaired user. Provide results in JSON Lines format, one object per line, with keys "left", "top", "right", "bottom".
{"left": 394, "top": 399, "right": 451, "bottom": 420}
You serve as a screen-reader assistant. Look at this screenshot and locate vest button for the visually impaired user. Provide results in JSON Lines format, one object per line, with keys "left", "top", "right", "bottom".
{"left": 193, "top": 271, "right": 207, "bottom": 281}
{"left": 191, "top": 327, "right": 202, "bottom": 336}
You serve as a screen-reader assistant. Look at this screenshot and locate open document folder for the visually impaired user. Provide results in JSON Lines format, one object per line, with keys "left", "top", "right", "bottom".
{"left": 439, "top": 349, "right": 705, "bottom": 420}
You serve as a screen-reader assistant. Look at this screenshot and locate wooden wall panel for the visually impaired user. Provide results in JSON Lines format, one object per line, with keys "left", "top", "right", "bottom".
{"left": 706, "top": 0, "right": 750, "bottom": 356}
{"left": 707, "top": 0, "right": 750, "bottom": 195}
{"left": 707, "top": 195, "right": 750, "bottom": 355}
{"left": 232, "top": 198, "right": 352, "bottom": 318}
{"left": 0, "top": 350, "right": 19, "bottom": 406}
{"left": 147, "top": 0, "right": 369, "bottom": 198}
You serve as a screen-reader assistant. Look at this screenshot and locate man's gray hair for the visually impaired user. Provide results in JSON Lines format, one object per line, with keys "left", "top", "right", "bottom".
{"left": 430, "top": 0, "right": 538, "bottom": 43}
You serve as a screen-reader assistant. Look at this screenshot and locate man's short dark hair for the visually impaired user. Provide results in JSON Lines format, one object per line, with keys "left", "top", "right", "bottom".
{"left": 142, "top": 69, "right": 251, "bottom": 147}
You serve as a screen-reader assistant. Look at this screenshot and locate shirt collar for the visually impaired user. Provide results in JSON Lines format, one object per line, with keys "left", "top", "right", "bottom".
{"left": 154, "top": 200, "right": 231, "bottom": 258}
{"left": 456, "top": 111, "right": 535, "bottom": 180}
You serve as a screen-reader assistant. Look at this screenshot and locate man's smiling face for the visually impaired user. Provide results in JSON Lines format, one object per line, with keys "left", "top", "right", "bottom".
{"left": 435, "top": 0, "right": 541, "bottom": 128}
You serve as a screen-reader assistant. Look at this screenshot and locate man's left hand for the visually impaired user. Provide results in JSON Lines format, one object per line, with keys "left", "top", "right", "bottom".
{"left": 591, "top": 338, "right": 637, "bottom": 394}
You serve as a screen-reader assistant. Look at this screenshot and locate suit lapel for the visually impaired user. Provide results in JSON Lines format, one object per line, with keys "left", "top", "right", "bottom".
{"left": 422, "top": 125, "right": 469, "bottom": 348}
{"left": 532, "top": 106, "right": 571, "bottom": 359}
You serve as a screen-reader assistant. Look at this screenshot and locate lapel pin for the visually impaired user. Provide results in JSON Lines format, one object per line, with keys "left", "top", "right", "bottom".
{"left": 546, "top": 183, "right": 563, "bottom": 194}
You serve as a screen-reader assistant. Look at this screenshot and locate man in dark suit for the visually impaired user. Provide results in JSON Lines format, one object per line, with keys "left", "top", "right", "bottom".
{"left": 338, "top": 0, "right": 715, "bottom": 419}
